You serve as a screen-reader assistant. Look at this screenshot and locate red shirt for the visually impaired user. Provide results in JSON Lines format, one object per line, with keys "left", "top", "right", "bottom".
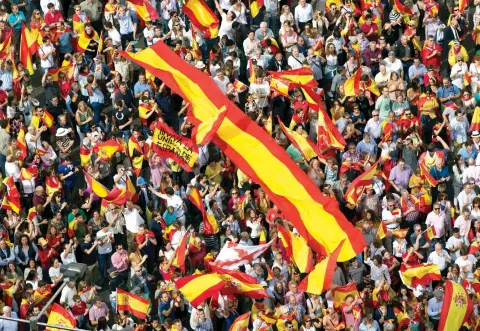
{"left": 71, "top": 301, "right": 87, "bottom": 317}
{"left": 266, "top": 208, "right": 283, "bottom": 225}
{"left": 360, "top": 23, "right": 378, "bottom": 41}
{"left": 421, "top": 43, "right": 442, "bottom": 68}
{"left": 44, "top": 11, "right": 64, "bottom": 30}
{"left": 402, "top": 252, "right": 421, "bottom": 266}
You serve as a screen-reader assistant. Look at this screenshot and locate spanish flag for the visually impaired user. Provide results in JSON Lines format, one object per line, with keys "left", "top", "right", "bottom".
{"left": 210, "top": 265, "right": 269, "bottom": 299}
{"left": 439, "top": 280, "right": 473, "bottom": 331}
{"left": 127, "top": 0, "right": 159, "bottom": 22}
{"left": 46, "top": 303, "right": 76, "bottom": 331}
{"left": 188, "top": 187, "right": 219, "bottom": 235}
{"left": 1, "top": 284, "right": 13, "bottom": 307}
{"left": 83, "top": 170, "right": 110, "bottom": 198}
{"left": 276, "top": 224, "right": 314, "bottom": 273}
{"left": 45, "top": 175, "right": 61, "bottom": 196}
{"left": 233, "top": 80, "right": 247, "bottom": 93}
{"left": 20, "top": 24, "right": 39, "bottom": 74}
{"left": 27, "top": 207, "right": 37, "bottom": 221}
{"left": 248, "top": 57, "right": 256, "bottom": 83}
{"left": 1, "top": 194, "right": 20, "bottom": 214}
{"left": 92, "top": 139, "right": 124, "bottom": 160}
{"left": 77, "top": 30, "right": 99, "bottom": 53}
{"left": 259, "top": 229, "right": 267, "bottom": 244}
{"left": 117, "top": 42, "right": 365, "bottom": 261}
{"left": 471, "top": 107, "right": 480, "bottom": 132}
{"left": 182, "top": 0, "right": 219, "bottom": 39}
{"left": 175, "top": 273, "right": 225, "bottom": 307}
{"left": 470, "top": 241, "right": 480, "bottom": 255}
{"left": 394, "top": 0, "right": 413, "bottom": 15}
{"left": 79, "top": 145, "right": 91, "bottom": 166}
{"left": 269, "top": 67, "right": 317, "bottom": 89}
{"left": 298, "top": 240, "right": 344, "bottom": 294}
{"left": 34, "top": 284, "right": 52, "bottom": 304}
{"left": 16, "top": 125, "right": 27, "bottom": 161}
{"left": 250, "top": 0, "right": 264, "bottom": 18}
{"left": 392, "top": 228, "right": 408, "bottom": 239}
{"left": 332, "top": 282, "right": 359, "bottom": 309}
{"left": 19, "top": 165, "right": 38, "bottom": 180}
{"left": 192, "top": 107, "right": 228, "bottom": 146}
{"left": 0, "top": 30, "right": 11, "bottom": 59}
{"left": 278, "top": 118, "right": 322, "bottom": 161}
{"left": 229, "top": 312, "right": 250, "bottom": 331}
{"left": 399, "top": 263, "right": 441, "bottom": 288}
{"left": 264, "top": 112, "right": 272, "bottom": 135}
{"left": 128, "top": 135, "right": 146, "bottom": 176}
{"left": 317, "top": 107, "right": 347, "bottom": 153}
{"left": 172, "top": 231, "right": 189, "bottom": 273}
{"left": 420, "top": 161, "right": 438, "bottom": 187}
{"left": 464, "top": 72, "right": 472, "bottom": 87}
{"left": 3, "top": 177, "right": 20, "bottom": 198}
{"left": 31, "top": 110, "right": 54, "bottom": 128}
{"left": 117, "top": 288, "right": 150, "bottom": 319}
{"left": 47, "top": 65, "right": 74, "bottom": 82}
{"left": 301, "top": 87, "right": 325, "bottom": 112}
{"left": 343, "top": 68, "right": 380, "bottom": 97}
{"left": 344, "top": 158, "right": 382, "bottom": 205}
{"left": 270, "top": 77, "right": 290, "bottom": 96}
{"left": 424, "top": 226, "right": 437, "bottom": 241}
{"left": 72, "top": 13, "right": 90, "bottom": 34}
{"left": 377, "top": 221, "right": 388, "bottom": 240}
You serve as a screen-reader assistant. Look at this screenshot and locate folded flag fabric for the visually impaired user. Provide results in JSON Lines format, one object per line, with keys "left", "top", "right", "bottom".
{"left": 46, "top": 302, "right": 76, "bottom": 331}
{"left": 438, "top": 280, "right": 473, "bottom": 331}
{"left": 399, "top": 263, "right": 441, "bottom": 288}
{"left": 174, "top": 273, "right": 225, "bottom": 307}
{"left": 116, "top": 288, "right": 150, "bottom": 319}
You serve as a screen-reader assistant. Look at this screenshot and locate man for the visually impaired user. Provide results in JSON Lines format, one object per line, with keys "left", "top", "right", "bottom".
{"left": 8, "top": 4, "right": 25, "bottom": 48}
{"left": 0, "top": 239, "right": 15, "bottom": 267}
{"left": 80, "top": 234, "right": 99, "bottom": 288}
{"left": 57, "top": 156, "right": 77, "bottom": 202}
{"left": 130, "top": 267, "right": 154, "bottom": 295}
{"left": 96, "top": 221, "right": 113, "bottom": 282}
{"left": 0, "top": 306, "right": 19, "bottom": 331}
{"left": 191, "top": 308, "right": 213, "bottom": 331}
{"left": 427, "top": 289, "right": 443, "bottom": 329}
{"left": 59, "top": 280, "right": 77, "bottom": 307}
{"left": 356, "top": 133, "right": 377, "bottom": 158}
{"left": 410, "top": 224, "right": 430, "bottom": 259}
{"left": 150, "top": 186, "right": 186, "bottom": 224}
{"left": 255, "top": 22, "right": 274, "bottom": 41}
{"left": 425, "top": 202, "right": 449, "bottom": 247}
{"left": 456, "top": 183, "right": 476, "bottom": 212}
{"left": 408, "top": 56, "right": 427, "bottom": 87}
{"left": 360, "top": 15, "right": 378, "bottom": 42}
{"left": 122, "top": 200, "right": 144, "bottom": 244}
{"left": 450, "top": 110, "right": 470, "bottom": 148}
{"left": 286, "top": 295, "right": 305, "bottom": 323}
{"left": 112, "top": 100, "right": 133, "bottom": 142}
{"left": 458, "top": 140, "right": 478, "bottom": 164}
{"left": 400, "top": 189, "right": 421, "bottom": 226}
{"left": 365, "top": 111, "right": 382, "bottom": 143}
{"left": 437, "top": 77, "right": 461, "bottom": 108}
{"left": 79, "top": 0, "right": 103, "bottom": 32}
{"left": 427, "top": 242, "right": 451, "bottom": 276}
{"left": 38, "top": 36, "right": 56, "bottom": 76}
{"left": 44, "top": 2, "right": 63, "bottom": 31}
{"left": 395, "top": 34, "right": 414, "bottom": 80}
{"left": 89, "top": 297, "right": 109, "bottom": 326}
{"left": 446, "top": 227, "right": 466, "bottom": 260}
{"left": 454, "top": 207, "right": 473, "bottom": 240}
{"left": 159, "top": 292, "right": 175, "bottom": 322}
{"left": 330, "top": 67, "right": 347, "bottom": 98}
{"left": 375, "top": 87, "right": 391, "bottom": 122}
{"left": 363, "top": 41, "right": 381, "bottom": 74}
{"left": 389, "top": 159, "right": 413, "bottom": 192}
{"left": 421, "top": 35, "right": 442, "bottom": 69}
{"left": 294, "top": 0, "right": 313, "bottom": 32}
{"left": 382, "top": 199, "right": 402, "bottom": 252}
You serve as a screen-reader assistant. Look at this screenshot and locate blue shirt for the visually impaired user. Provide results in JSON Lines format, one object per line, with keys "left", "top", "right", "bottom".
{"left": 357, "top": 139, "right": 377, "bottom": 156}
{"left": 437, "top": 84, "right": 460, "bottom": 105}
{"left": 457, "top": 146, "right": 478, "bottom": 163}
{"left": 429, "top": 166, "right": 450, "bottom": 181}
{"left": 134, "top": 81, "right": 153, "bottom": 97}
{"left": 57, "top": 31, "right": 73, "bottom": 53}
{"left": 408, "top": 64, "right": 427, "bottom": 85}
{"left": 158, "top": 300, "right": 174, "bottom": 322}
{"left": 8, "top": 12, "right": 25, "bottom": 30}
{"left": 162, "top": 210, "right": 177, "bottom": 226}
{"left": 58, "top": 163, "right": 75, "bottom": 187}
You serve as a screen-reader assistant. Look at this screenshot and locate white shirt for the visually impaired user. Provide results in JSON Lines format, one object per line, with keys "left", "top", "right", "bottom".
{"left": 107, "top": 28, "right": 122, "bottom": 48}
{"left": 455, "top": 254, "right": 477, "bottom": 273}
{"left": 171, "top": 227, "right": 186, "bottom": 249}
{"left": 451, "top": 62, "right": 468, "bottom": 89}
{"left": 143, "top": 27, "right": 155, "bottom": 46}
{"left": 427, "top": 249, "right": 450, "bottom": 271}
{"left": 60, "top": 285, "right": 77, "bottom": 307}
{"left": 288, "top": 54, "right": 305, "bottom": 69}
{"left": 243, "top": 38, "right": 258, "bottom": 57}
{"left": 164, "top": 194, "right": 185, "bottom": 218}
{"left": 213, "top": 76, "right": 230, "bottom": 95}
{"left": 123, "top": 208, "right": 145, "bottom": 234}
{"left": 294, "top": 3, "right": 313, "bottom": 24}
{"left": 446, "top": 235, "right": 468, "bottom": 260}
{"left": 25, "top": 132, "right": 42, "bottom": 153}
{"left": 381, "top": 209, "right": 401, "bottom": 229}
{"left": 385, "top": 58, "right": 403, "bottom": 76}
{"left": 49, "top": 265, "right": 62, "bottom": 280}
{"left": 5, "top": 161, "right": 20, "bottom": 181}
{"left": 96, "top": 228, "right": 113, "bottom": 254}
{"left": 249, "top": 82, "right": 270, "bottom": 108}
{"left": 38, "top": 44, "right": 55, "bottom": 69}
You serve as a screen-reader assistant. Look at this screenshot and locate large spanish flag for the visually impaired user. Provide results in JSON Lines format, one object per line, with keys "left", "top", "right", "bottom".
{"left": 269, "top": 67, "right": 317, "bottom": 89}
{"left": 210, "top": 265, "right": 269, "bottom": 299}
{"left": 182, "top": 0, "right": 219, "bottom": 39}
{"left": 187, "top": 187, "right": 219, "bottom": 235}
{"left": 298, "top": 241, "right": 344, "bottom": 294}
{"left": 191, "top": 107, "right": 228, "bottom": 146}
{"left": 278, "top": 117, "right": 322, "bottom": 161}
{"left": 127, "top": 0, "right": 159, "bottom": 21}
{"left": 46, "top": 303, "right": 76, "bottom": 331}
{"left": 172, "top": 230, "right": 189, "bottom": 273}
{"left": 229, "top": 312, "right": 250, "bottom": 331}
{"left": 438, "top": 280, "right": 473, "bottom": 331}
{"left": 117, "top": 288, "right": 150, "bottom": 319}
{"left": 399, "top": 263, "right": 441, "bottom": 288}
{"left": 175, "top": 273, "right": 225, "bottom": 307}
{"left": 20, "top": 24, "right": 39, "bottom": 75}
{"left": 344, "top": 158, "right": 382, "bottom": 205}
{"left": 276, "top": 224, "right": 314, "bottom": 273}
{"left": 343, "top": 67, "right": 380, "bottom": 97}
{"left": 117, "top": 42, "right": 365, "bottom": 261}
{"left": 332, "top": 282, "right": 359, "bottom": 309}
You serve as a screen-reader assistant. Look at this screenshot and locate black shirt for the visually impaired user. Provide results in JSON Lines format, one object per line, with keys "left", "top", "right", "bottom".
{"left": 80, "top": 242, "right": 98, "bottom": 266}
{"left": 113, "top": 107, "right": 132, "bottom": 130}
{"left": 114, "top": 90, "right": 134, "bottom": 109}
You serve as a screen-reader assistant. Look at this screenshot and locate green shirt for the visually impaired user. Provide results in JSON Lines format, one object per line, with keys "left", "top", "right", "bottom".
{"left": 67, "top": 210, "right": 87, "bottom": 225}
{"left": 375, "top": 96, "right": 391, "bottom": 121}
{"left": 286, "top": 144, "right": 307, "bottom": 171}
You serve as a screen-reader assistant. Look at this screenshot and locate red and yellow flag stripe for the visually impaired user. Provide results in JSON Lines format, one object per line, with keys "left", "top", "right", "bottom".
{"left": 182, "top": 0, "right": 219, "bottom": 39}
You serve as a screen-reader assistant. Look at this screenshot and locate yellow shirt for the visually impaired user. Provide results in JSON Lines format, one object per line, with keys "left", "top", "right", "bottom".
{"left": 205, "top": 163, "right": 222, "bottom": 185}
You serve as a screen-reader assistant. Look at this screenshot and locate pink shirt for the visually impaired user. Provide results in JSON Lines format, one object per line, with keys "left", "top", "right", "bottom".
{"left": 425, "top": 210, "right": 447, "bottom": 238}
{"left": 111, "top": 250, "right": 129, "bottom": 272}
{"left": 454, "top": 215, "right": 472, "bottom": 237}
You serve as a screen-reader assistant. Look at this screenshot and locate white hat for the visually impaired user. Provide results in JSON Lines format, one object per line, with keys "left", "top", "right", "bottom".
{"left": 195, "top": 61, "right": 205, "bottom": 69}
{"left": 472, "top": 131, "right": 480, "bottom": 138}
{"left": 56, "top": 128, "right": 69, "bottom": 137}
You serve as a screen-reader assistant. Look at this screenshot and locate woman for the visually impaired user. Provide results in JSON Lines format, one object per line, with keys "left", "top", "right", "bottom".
{"left": 329, "top": 99, "right": 345, "bottom": 118}
{"left": 392, "top": 234, "right": 407, "bottom": 260}
{"left": 14, "top": 234, "right": 38, "bottom": 269}
{"left": 307, "top": 158, "right": 325, "bottom": 188}
{"left": 469, "top": 219, "right": 480, "bottom": 242}
{"left": 351, "top": 103, "right": 366, "bottom": 133}
{"left": 324, "top": 43, "right": 338, "bottom": 80}
{"left": 30, "top": 9, "right": 44, "bottom": 31}
{"left": 450, "top": 56, "right": 468, "bottom": 89}
{"left": 25, "top": 270, "right": 39, "bottom": 290}
{"left": 422, "top": 12, "right": 441, "bottom": 39}
{"left": 75, "top": 101, "right": 94, "bottom": 142}
{"left": 50, "top": 191, "right": 67, "bottom": 216}
{"left": 88, "top": 211, "right": 103, "bottom": 234}
{"left": 470, "top": 55, "right": 480, "bottom": 92}
{"left": 343, "top": 53, "right": 358, "bottom": 77}
{"left": 3, "top": 209, "right": 19, "bottom": 238}
{"left": 245, "top": 209, "right": 261, "bottom": 245}
{"left": 49, "top": 258, "right": 64, "bottom": 285}
{"left": 129, "top": 241, "right": 147, "bottom": 272}
{"left": 6, "top": 261, "right": 22, "bottom": 283}
{"left": 158, "top": 242, "right": 175, "bottom": 261}
{"left": 112, "top": 310, "right": 134, "bottom": 330}
{"left": 255, "top": 188, "right": 270, "bottom": 215}
{"left": 306, "top": 293, "right": 324, "bottom": 317}
{"left": 72, "top": 5, "right": 90, "bottom": 34}
{"left": 387, "top": 71, "right": 406, "bottom": 101}
{"left": 24, "top": 259, "right": 43, "bottom": 281}
{"left": 407, "top": 79, "right": 421, "bottom": 116}
{"left": 382, "top": 250, "right": 400, "bottom": 286}
{"left": 46, "top": 226, "right": 64, "bottom": 255}
{"left": 324, "top": 157, "right": 338, "bottom": 183}
{"left": 58, "top": 70, "right": 72, "bottom": 101}
{"left": 228, "top": 0, "right": 247, "bottom": 25}
{"left": 447, "top": 263, "right": 463, "bottom": 284}
{"left": 279, "top": 5, "right": 294, "bottom": 26}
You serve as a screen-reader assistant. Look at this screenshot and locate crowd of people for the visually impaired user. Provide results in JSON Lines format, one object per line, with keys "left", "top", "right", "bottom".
{"left": 0, "top": 0, "right": 479, "bottom": 330}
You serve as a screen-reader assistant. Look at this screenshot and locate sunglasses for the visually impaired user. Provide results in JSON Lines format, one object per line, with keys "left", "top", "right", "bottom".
{"left": 434, "top": 208, "right": 440, "bottom": 210}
